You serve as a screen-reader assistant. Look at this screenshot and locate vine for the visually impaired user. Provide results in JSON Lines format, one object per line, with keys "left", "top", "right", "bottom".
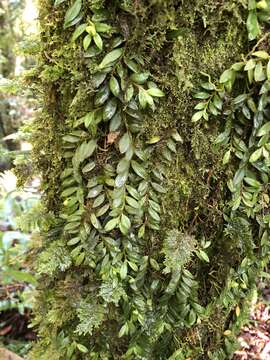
{"left": 247, "top": 0, "right": 270, "bottom": 40}
{"left": 193, "top": 48, "right": 270, "bottom": 357}
{"left": 28, "top": 0, "right": 259, "bottom": 359}
{"left": 34, "top": 0, "right": 208, "bottom": 358}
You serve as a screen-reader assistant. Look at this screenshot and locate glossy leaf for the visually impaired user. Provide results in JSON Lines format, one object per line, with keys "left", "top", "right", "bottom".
{"left": 104, "top": 218, "right": 119, "bottom": 232}
{"left": 130, "top": 72, "right": 149, "bottom": 84}
{"left": 247, "top": 10, "right": 260, "bottom": 41}
{"left": 131, "top": 160, "right": 147, "bottom": 179}
{"left": 257, "top": 122, "right": 270, "bottom": 136}
{"left": 147, "top": 88, "right": 165, "bottom": 97}
{"left": 103, "top": 98, "right": 117, "bottom": 121}
{"left": 93, "top": 33, "right": 103, "bottom": 50}
{"left": 192, "top": 111, "right": 204, "bottom": 122}
{"left": 109, "top": 76, "right": 120, "bottom": 97}
{"left": 94, "top": 85, "right": 110, "bottom": 106}
{"left": 72, "top": 23, "right": 86, "bottom": 41}
{"left": 64, "top": 0, "right": 81, "bottom": 28}
{"left": 119, "top": 132, "right": 131, "bottom": 154}
{"left": 249, "top": 147, "right": 262, "bottom": 162}
{"left": 98, "top": 48, "right": 123, "bottom": 69}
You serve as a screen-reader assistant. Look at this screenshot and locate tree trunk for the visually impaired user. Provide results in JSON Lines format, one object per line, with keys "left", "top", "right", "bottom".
{"left": 28, "top": 1, "right": 269, "bottom": 359}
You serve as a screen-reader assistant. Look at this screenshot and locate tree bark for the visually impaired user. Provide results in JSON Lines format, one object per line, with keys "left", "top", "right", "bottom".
{"left": 28, "top": 1, "right": 262, "bottom": 359}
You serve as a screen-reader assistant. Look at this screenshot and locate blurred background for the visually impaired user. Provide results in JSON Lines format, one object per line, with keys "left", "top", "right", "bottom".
{"left": 0, "top": 0, "right": 38, "bottom": 357}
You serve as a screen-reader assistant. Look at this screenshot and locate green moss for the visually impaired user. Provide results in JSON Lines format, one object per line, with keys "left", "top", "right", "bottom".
{"left": 25, "top": 0, "right": 258, "bottom": 359}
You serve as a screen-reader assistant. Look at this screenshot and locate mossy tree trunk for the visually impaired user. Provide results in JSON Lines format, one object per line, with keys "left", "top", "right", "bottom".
{"left": 0, "top": 0, "right": 23, "bottom": 169}
{"left": 28, "top": 0, "right": 270, "bottom": 359}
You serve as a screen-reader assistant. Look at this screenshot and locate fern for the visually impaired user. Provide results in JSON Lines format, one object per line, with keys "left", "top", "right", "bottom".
{"left": 75, "top": 296, "right": 106, "bottom": 336}
{"left": 162, "top": 230, "right": 197, "bottom": 273}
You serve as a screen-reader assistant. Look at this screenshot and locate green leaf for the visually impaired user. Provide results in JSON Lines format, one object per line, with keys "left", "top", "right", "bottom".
{"left": 118, "top": 323, "right": 128, "bottom": 337}
{"left": 232, "top": 93, "right": 248, "bottom": 105}
{"left": 233, "top": 168, "right": 245, "bottom": 186}
{"left": 150, "top": 258, "right": 160, "bottom": 271}
{"left": 83, "top": 34, "right": 92, "bottom": 51}
{"left": 220, "top": 69, "right": 234, "bottom": 83}
{"left": 257, "top": 121, "right": 270, "bottom": 136}
{"left": 93, "top": 33, "right": 103, "bottom": 50}
{"left": 117, "top": 158, "right": 130, "bottom": 173}
{"left": 94, "top": 85, "right": 110, "bottom": 106}
{"left": 148, "top": 207, "right": 160, "bottom": 222}
{"left": 109, "top": 76, "right": 120, "bottom": 97}
{"left": 115, "top": 172, "right": 128, "bottom": 188}
{"left": 64, "top": 0, "right": 81, "bottom": 28}
{"left": 231, "top": 62, "right": 245, "bottom": 71}
{"left": 249, "top": 147, "right": 262, "bottom": 162}
{"left": 267, "top": 61, "right": 270, "bottom": 80}
{"left": 93, "top": 193, "right": 105, "bottom": 208}
{"left": 253, "top": 51, "right": 269, "bottom": 59}
{"left": 244, "top": 177, "right": 261, "bottom": 188}
{"left": 147, "top": 88, "right": 165, "bottom": 97}
{"left": 92, "top": 72, "right": 107, "bottom": 88}
{"left": 74, "top": 140, "right": 96, "bottom": 164}
{"left": 6, "top": 270, "right": 37, "bottom": 286}
{"left": 146, "top": 136, "right": 161, "bottom": 144}
{"left": 54, "top": 0, "right": 66, "bottom": 5}
{"left": 72, "top": 23, "right": 86, "bottom": 41}
{"left": 103, "top": 98, "right": 117, "bottom": 121}
{"left": 192, "top": 111, "right": 204, "bottom": 122}
{"left": 77, "top": 344, "right": 88, "bottom": 353}
{"left": 95, "top": 22, "right": 112, "bottom": 33}
{"left": 82, "top": 161, "right": 95, "bottom": 173}
{"left": 96, "top": 203, "right": 110, "bottom": 217}
{"left": 130, "top": 72, "right": 150, "bottom": 84}
{"left": 197, "top": 250, "right": 209, "bottom": 263}
{"left": 193, "top": 92, "right": 210, "bottom": 99}
{"left": 244, "top": 59, "right": 256, "bottom": 71}
{"left": 120, "top": 214, "right": 131, "bottom": 234}
{"left": 247, "top": 10, "right": 260, "bottom": 41}
{"left": 119, "top": 132, "right": 131, "bottom": 154}
{"left": 110, "top": 112, "right": 122, "bottom": 131}
{"left": 125, "top": 59, "right": 140, "bottom": 72}
{"left": 67, "top": 237, "right": 81, "bottom": 246}
{"left": 214, "top": 130, "right": 230, "bottom": 145}
{"left": 98, "top": 48, "right": 123, "bottom": 69}
{"left": 120, "top": 261, "right": 128, "bottom": 279}
{"left": 254, "top": 62, "right": 266, "bottom": 82}
{"left": 104, "top": 218, "right": 119, "bottom": 232}
{"left": 151, "top": 182, "right": 166, "bottom": 193}
{"left": 138, "top": 88, "right": 153, "bottom": 109}
{"left": 223, "top": 149, "right": 231, "bottom": 165}
{"left": 131, "top": 160, "right": 147, "bottom": 179}
{"left": 90, "top": 213, "right": 101, "bottom": 229}
{"left": 138, "top": 88, "right": 147, "bottom": 109}
{"left": 61, "top": 187, "right": 77, "bottom": 198}
{"left": 125, "top": 84, "right": 134, "bottom": 102}
{"left": 63, "top": 135, "right": 80, "bottom": 143}
{"left": 126, "top": 196, "right": 139, "bottom": 208}
{"left": 138, "top": 224, "right": 145, "bottom": 238}
{"left": 195, "top": 102, "right": 208, "bottom": 112}
{"left": 87, "top": 185, "right": 103, "bottom": 198}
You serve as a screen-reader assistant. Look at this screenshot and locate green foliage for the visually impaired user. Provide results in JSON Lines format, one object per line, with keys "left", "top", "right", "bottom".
{"left": 0, "top": 177, "right": 38, "bottom": 313}
{"left": 247, "top": 0, "right": 270, "bottom": 40}
{"left": 192, "top": 43, "right": 270, "bottom": 358}
{"left": 25, "top": 0, "right": 270, "bottom": 359}
{"left": 162, "top": 230, "right": 197, "bottom": 272}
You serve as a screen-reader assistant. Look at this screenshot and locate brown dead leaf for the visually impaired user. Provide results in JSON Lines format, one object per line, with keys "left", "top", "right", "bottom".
{"left": 0, "top": 348, "right": 24, "bottom": 360}
{"left": 107, "top": 132, "right": 120, "bottom": 145}
{"left": 0, "top": 325, "right": 12, "bottom": 336}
